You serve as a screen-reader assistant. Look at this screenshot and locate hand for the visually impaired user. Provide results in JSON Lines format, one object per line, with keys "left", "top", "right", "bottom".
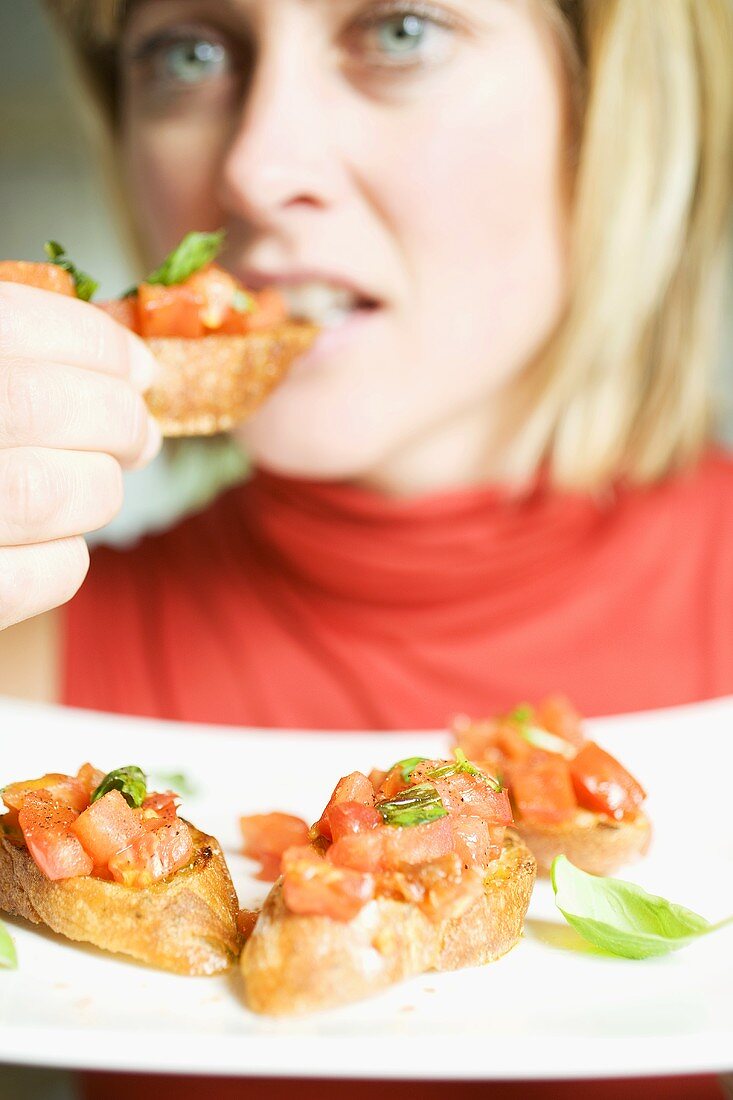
{"left": 0, "top": 282, "right": 162, "bottom": 630}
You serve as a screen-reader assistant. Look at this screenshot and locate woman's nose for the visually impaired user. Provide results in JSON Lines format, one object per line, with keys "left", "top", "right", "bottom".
{"left": 217, "top": 44, "right": 347, "bottom": 226}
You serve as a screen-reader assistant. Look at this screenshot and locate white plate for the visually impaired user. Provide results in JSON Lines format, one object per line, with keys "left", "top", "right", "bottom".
{"left": 0, "top": 695, "right": 731, "bottom": 1080}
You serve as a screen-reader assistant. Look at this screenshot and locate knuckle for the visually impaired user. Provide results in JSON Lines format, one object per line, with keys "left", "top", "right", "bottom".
{"left": 0, "top": 450, "right": 57, "bottom": 540}
{"left": 0, "top": 360, "right": 43, "bottom": 444}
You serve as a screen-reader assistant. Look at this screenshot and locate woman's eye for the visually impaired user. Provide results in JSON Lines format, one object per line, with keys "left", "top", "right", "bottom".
{"left": 131, "top": 31, "right": 234, "bottom": 90}
{"left": 346, "top": 7, "right": 456, "bottom": 69}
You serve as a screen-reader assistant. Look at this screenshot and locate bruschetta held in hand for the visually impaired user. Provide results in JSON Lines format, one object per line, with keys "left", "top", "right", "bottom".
{"left": 453, "top": 695, "right": 652, "bottom": 876}
{"left": 241, "top": 752, "right": 536, "bottom": 1015}
{"left": 0, "top": 764, "right": 240, "bottom": 975}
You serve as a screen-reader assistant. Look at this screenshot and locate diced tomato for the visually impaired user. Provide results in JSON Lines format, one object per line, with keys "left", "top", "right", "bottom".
{"left": 71, "top": 790, "right": 144, "bottom": 866}
{"left": 315, "top": 771, "right": 374, "bottom": 840}
{"left": 108, "top": 819, "right": 194, "bottom": 888}
{"left": 426, "top": 771, "right": 513, "bottom": 826}
{"left": 536, "top": 695, "right": 585, "bottom": 748}
{"left": 185, "top": 264, "right": 238, "bottom": 329}
{"left": 0, "top": 261, "right": 76, "bottom": 297}
{"left": 569, "top": 742, "right": 646, "bottom": 820}
{"left": 378, "top": 852, "right": 482, "bottom": 923}
{"left": 375, "top": 765, "right": 409, "bottom": 800}
{"left": 508, "top": 758, "right": 578, "bottom": 826}
{"left": 282, "top": 845, "right": 374, "bottom": 921}
{"left": 96, "top": 297, "right": 140, "bottom": 333}
{"left": 3, "top": 774, "right": 88, "bottom": 814}
{"left": 240, "top": 812, "right": 310, "bottom": 881}
{"left": 450, "top": 815, "right": 503, "bottom": 871}
{"left": 237, "top": 908, "right": 260, "bottom": 941}
{"left": 138, "top": 282, "right": 205, "bottom": 338}
{"left": 327, "top": 802, "right": 382, "bottom": 841}
{"left": 245, "top": 288, "right": 288, "bottom": 330}
{"left": 18, "top": 792, "right": 93, "bottom": 880}
{"left": 326, "top": 829, "right": 385, "bottom": 872}
{"left": 368, "top": 768, "right": 388, "bottom": 793}
{"left": 381, "top": 816, "right": 454, "bottom": 868}
{"left": 0, "top": 810, "right": 22, "bottom": 846}
{"left": 75, "top": 763, "right": 106, "bottom": 801}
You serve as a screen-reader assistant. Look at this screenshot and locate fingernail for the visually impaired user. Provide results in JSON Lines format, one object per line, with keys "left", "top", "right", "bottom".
{"left": 129, "top": 337, "right": 158, "bottom": 393}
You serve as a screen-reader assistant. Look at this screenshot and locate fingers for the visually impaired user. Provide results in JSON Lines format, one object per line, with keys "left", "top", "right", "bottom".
{"left": 0, "top": 358, "right": 162, "bottom": 467}
{"left": 0, "top": 448, "right": 124, "bottom": 546}
{"left": 0, "top": 536, "right": 90, "bottom": 630}
{"left": 0, "top": 282, "right": 157, "bottom": 390}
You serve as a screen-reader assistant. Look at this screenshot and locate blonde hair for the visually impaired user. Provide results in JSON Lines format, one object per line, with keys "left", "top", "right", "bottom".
{"left": 47, "top": 0, "right": 733, "bottom": 491}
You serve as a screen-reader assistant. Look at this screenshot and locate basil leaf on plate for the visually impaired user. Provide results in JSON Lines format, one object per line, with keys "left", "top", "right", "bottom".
{"left": 551, "top": 855, "right": 733, "bottom": 959}
{"left": 0, "top": 921, "right": 17, "bottom": 969}
{"left": 144, "top": 230, "right": 225, "bottom": 286}
{"left": 91, "top": 766, "right": 147, "bottom": 809}
{"left": 376, "top": 783, "right": 447, "bottom": 827}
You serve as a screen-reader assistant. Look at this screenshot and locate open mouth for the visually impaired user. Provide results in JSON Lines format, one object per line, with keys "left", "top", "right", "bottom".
{"left": 280, "top": 282, "right": 382, "bottom": 328}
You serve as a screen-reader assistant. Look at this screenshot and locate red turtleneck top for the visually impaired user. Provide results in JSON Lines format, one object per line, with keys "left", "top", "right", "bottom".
{"left": 64, "top": 450, "right": 733, "bottom": 724}
{"left": 65, "top": 451, "right": 733, "bottom": 1100}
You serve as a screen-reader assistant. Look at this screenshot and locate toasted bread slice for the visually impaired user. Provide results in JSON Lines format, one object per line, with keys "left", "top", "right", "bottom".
{"left": 145, "top": 322, "right": 318, "bottom": 436}
{"left": 515, "top": 811, "right": 652, "bottom": 877}
{"left": 0, "top": 823, "right": 240, "bottom": 975}
{"left": 241, "top": 829, "right": 536, "bottom": 1015}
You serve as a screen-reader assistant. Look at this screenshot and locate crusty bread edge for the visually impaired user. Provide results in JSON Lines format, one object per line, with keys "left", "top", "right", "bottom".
{"left": 515, "top": 811, "right": 652, "bottom": 876}
{"left": 241, "top": 829, "right": 536, "bottom": 1016}
{"left": 0, "top": 823, "right": 241, "bottom": 975}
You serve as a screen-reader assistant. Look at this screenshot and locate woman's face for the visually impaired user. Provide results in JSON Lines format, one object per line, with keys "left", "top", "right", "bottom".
{"left": 121, "top": 0, "right": 571, "bottom": 492}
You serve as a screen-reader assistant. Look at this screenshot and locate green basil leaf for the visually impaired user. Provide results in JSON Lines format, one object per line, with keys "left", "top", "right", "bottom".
{"left": 43, "top": 240, "right": 99, "bottom": 301}
{"left": 91, "top": 766, "right": 147, "bottom": 809}
{"left": 149, "top": 771, "right": 197, "bottom": 798}
{"left": 376, "top": 783, "right": 447, "bottom": 828}
{"left": 0, "top": 920, "right": 17, "bottom": 969}
{"left": 144, "top": 230, "right": 225, "bottom": 287}
{"left": 551, "top": 856, "right": 733, "bottom": 959}
{"left": 390, "top": 756, "right": 428, "bottom": 782}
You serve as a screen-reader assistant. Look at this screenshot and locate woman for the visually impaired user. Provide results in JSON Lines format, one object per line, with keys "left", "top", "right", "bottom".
{"left": 1, "top": 0, "right": 732, "bottom": 1096}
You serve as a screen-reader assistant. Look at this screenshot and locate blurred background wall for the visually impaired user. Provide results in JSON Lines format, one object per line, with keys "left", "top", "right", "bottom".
{"left": 0, "top": 0, "right": 247, "bottom": 547}
{"left": 1, "top": 0, "right": 731, "bottom": 550}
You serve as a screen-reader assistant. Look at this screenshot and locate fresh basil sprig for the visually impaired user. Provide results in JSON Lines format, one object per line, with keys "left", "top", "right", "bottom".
{"left": 390, "top": 756, "right": 429, "bottom": 782}
{"left": 551, "top": 856, "right": 733, "bottom": 959}
{"left": 376, "top": 783, "right": 447, "bottom": 828}
{"left": 44, "top": 241, "right": 98, "bottom": 301}
{"left": 144, "top": 230, "right": 225, "bottom": 287}
{"left": 91, "top": 766, "right": 147, "bottom": 809}
{"left": 0, "top": 920, "right": 17, "bottom": 970}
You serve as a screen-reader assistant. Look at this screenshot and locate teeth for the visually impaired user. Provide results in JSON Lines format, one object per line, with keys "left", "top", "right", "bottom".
{"left": 281, "top": 282, "right": 361, "bottom": 327}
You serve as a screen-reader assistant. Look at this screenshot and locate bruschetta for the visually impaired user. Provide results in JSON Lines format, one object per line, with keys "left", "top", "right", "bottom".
{"left": 0, "top": 764, "right": 240, "bottom": 975}
{"left": 240, "top": 752, "right": 536, "bottom": 1015}
{"left": 0, "top": 233, "right": 317, "bottom": 436}
{"left": 452, "top": 695, "right": 652, "bottom": 876}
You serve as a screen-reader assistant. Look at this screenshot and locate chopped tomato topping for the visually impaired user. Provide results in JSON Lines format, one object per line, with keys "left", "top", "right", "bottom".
{"left": 3, "top": 774, "right": 88, "bottom": 814}
{"left": 327, "top": 802, "right": 382, "bottom": 841}
{"left": 508, "top": 758, "right": 578, "bottom": 826}
{"left": 536, "top": 695, "right": 585, "bottom": 748}
{"left": 327, "top": 816, "right": 454, "bottom": 873}
{"left": 0, "top": 810, "right": 23, "bottom": 846}
{"left": 108, "top": 819, "right": 194, "bottom": 888}
{"left": 185, "top": 264, "right": 239, "bottom": 329}
{"left": 569, "top": 742, "right": 646, "bottom": 820}
{"left": 71, "top": 790, "right": 144, "bottom": 866}
{"left": 0, "top": 260, "right": 76, "bottom": 297}
{"left": 326, "top": 829, "right": 385, "bottom": 872}
{"left": 375, "top": 764, "right": 409, "bottom": 800}
{"left": 240, "top": 812, "right": 310, "bottom": 881}
{"left": 96, "top": 297, "right": 140, "bottom": 333}
{"left": 450, "top": 816, "right": 504, "bottom": 872}
{"left": 246, "top": 288, "right": 288, "bottom": 329}
{"left": 138, "top": 282, "right": 206, "bottom": 338}
{"left": 426, "top": 771, "right": 513, "bottom": 826}
{"left": 76, "top": 763, "right": 106, "bottom": 801}
{"left": 368, "top": 768, "right": 388, "bottom": 794}
{"left": 282, "top": 845, "right": 374, "bottom": 921}
{"left": 378, "top": 852, "right": 483, "bottom": 922}
{"left": 18, "top": 792, "right": 93, "bottom": 880}
{"left": 315, "top": 771, "right": 374, "bottom": 840}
